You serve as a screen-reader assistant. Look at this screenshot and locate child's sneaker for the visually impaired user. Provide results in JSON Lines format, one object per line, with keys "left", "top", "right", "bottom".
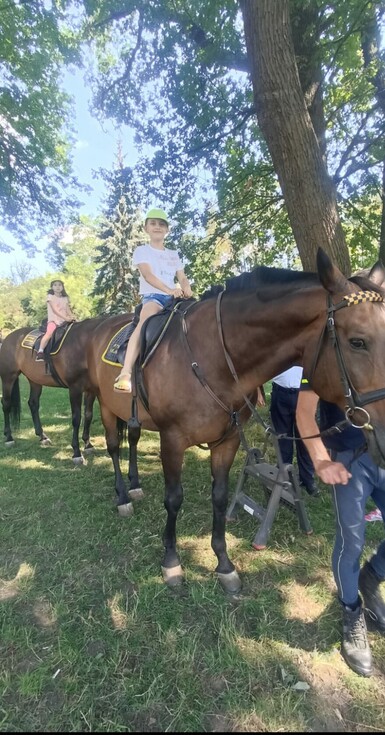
{"left": 365, "top": 508, "right": 383, "bottom": 522}
{"left": 35, "top": 352, "right": 45, "bottom": 362}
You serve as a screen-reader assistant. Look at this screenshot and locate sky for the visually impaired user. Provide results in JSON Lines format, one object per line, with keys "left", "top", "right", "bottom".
{"left": 0, "top": 67, "right": 138, "bottom": 280}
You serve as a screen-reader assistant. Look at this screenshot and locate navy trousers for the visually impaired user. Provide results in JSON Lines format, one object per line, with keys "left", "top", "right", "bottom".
{"left": 331, "top": 448, "right": 385, "bottom": 606}
{"left": 270, "top": 382, "right": 314, "bottom": 488}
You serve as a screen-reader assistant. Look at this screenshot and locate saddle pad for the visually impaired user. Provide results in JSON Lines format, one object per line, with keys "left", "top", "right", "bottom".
{"left": 102, "top": 323, "right": 133, "bottom": 366}
{"left": 21, "top": 329, "right": 43, "bottom": 350}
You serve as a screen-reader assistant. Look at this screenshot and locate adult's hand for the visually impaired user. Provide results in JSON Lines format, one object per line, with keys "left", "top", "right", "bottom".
{"left": 314, "top": 458, "right": 352, "bottom": 485}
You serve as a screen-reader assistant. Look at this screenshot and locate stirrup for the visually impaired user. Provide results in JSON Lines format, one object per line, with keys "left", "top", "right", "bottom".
{"left": 114, "top": 373, "right": 132, "bottom": 392}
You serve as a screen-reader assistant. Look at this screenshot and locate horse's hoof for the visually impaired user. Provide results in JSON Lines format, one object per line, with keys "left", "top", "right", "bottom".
{"left": 216, "top": 570, "right": 242, "bottom": 595}
{"left": 83, "top": 445, "right": 94, "bottom": 455}
{"left": 72, "top": 456, "right": 85, "bottom": 466}
{"left": 117, "top": 502, "right": 134, "bottom": 518}
{"left": 4, "top": 440, "right": 15, "bottom": 447}
{"left": 129, "top": 487, "right": 144, "bottom": 500}
{"left": 40, "top": 438, "right": 52, "bottom": 447}
{"left": 161, "top": 564, "right": 184, "bottom": 587}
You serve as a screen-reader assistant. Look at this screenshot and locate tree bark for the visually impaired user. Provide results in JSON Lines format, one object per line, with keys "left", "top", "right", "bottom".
{"left": 360, "top": 2, "right": 385, "bottom": 263}
{"left": 240, "top": 0, "right": 350, "bottom": 274}
{"left": 380, "top": 161, "right": 385, "bottom": 264}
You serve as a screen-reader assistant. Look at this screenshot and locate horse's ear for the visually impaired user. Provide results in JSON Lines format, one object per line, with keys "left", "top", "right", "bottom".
{"left": 316, "top": 247, "right": 348, "bottom": 293}
{"left": 367, "top": 261, "right": 385, "bottom": 288}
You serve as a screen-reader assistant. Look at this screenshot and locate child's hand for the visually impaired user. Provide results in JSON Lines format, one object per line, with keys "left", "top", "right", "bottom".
{"left": 172, "top": 288, "right": 184, "bottom": 298}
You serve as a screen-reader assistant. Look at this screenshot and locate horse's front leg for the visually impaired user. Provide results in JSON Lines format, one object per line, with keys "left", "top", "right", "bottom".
{"left": 160, "top": 432, "right": 185, "bottom": 587}
{"left": 127, "top": 415, "right": 144, "bottom": 500}
{"left": 99, "top": 403, "right": 133, "bottom": 518}
{"left": 68, "top": 389, "right": 84, "bottom": 465}
{"left": 28, "top": 382, "right": 51, "bottom": 446}
{"left": 82, "top": 391, "right": 95, "bottom": 453}
{"left": 210, "top": 439, "right": 242, "bottom": 594}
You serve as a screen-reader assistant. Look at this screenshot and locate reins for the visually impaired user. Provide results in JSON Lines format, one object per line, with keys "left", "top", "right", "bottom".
{"left": 181, "top": 298, "right": 241, "bottom": 448}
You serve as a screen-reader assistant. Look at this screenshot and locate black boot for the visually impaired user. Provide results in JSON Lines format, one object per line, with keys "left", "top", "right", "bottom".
{"left": 341, "top": 601, "right": 372, "bottom": 677}
{"left": 359, "top": 560, "right": 385, "bottom": 632}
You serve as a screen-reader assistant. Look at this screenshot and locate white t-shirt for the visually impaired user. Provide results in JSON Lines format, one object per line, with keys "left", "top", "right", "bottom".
{"left": 133, "top": 243, "right": 183, "bottom": 295}
{"left": 272, "top": 366, "right": 303, "bottom": 389}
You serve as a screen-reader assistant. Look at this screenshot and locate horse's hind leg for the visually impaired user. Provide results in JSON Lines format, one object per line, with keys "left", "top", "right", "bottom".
{"left": 100, "top": 403, "right": 133, "bottom": 517}
{"left": 159, "top": 434, "right": 185, "bottom": 587}
{"left": 2, "top": 395, "right": 14, "bottom": 445}
{"left": 210, "top": 441, "right": 242, "bottom": 594}
{"left": 28, "top": 382, "right": 51, "bottom": 446}
{"left": 82, "top": 391, "right": 95, "bottom": 453}
{"left": 1, "top": 376, "right": 19, "bottom": 446}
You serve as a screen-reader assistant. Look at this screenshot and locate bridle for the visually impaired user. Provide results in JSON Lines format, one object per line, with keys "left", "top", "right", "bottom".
{"left": 182, "top": 287, "right": 385, "bottom": 447}
{"left": 308, "top": 290, "right": 385, "bottom": 431}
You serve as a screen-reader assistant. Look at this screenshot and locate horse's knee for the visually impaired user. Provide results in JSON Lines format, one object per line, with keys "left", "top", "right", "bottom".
{"left": 106, "top": 440, "right": 119, "bottom": 456}
{"left": 164, "top": 485, "right": 183, "bottom": 513}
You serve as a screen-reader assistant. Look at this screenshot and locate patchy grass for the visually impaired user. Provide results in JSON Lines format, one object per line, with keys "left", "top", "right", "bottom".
{"left": 1, "top": 376, "right": 385, "bottom": 731}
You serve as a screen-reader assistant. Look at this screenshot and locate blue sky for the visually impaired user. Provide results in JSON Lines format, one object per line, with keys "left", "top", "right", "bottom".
{"left": 0, "top": 67, "right": 137, "bottom": 279}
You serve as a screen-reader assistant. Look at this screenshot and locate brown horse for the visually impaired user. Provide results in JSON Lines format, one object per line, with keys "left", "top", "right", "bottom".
{"left": 87, "top": 249, "right": 385, "bottom": 593}
{"left": 0, "top": 317, "right": 114, "bottom": 463}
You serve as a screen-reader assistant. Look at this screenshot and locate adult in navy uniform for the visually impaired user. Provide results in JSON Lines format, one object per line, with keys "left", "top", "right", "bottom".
{"left": 296, "top": 380, "right": 385, "bottom": 677}
{"left": 270, "top": 366, "right": 317, "bottom": 496}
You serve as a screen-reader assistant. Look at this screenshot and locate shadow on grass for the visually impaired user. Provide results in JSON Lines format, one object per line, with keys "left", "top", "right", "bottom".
{"left": 2, "top": 389, "right": 385, "bottom": 730}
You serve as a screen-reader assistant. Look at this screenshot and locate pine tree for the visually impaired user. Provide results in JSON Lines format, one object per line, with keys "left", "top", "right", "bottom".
{"left": 92, "top": 196, "right": 143, "bottom": 314}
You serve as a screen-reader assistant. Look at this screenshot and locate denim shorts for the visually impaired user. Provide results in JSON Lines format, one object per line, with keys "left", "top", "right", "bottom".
{"left": 142, "top": 293, "right": 173, "bottom": 308}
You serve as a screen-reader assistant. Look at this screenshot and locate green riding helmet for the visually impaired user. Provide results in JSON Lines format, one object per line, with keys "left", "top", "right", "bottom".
{"left": 145, "top": 208, "right": 169, "bottom": 224}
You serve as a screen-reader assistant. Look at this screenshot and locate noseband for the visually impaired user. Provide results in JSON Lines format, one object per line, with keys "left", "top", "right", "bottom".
{"left": 310, "top": 289, "right": 385, "bottom": 431}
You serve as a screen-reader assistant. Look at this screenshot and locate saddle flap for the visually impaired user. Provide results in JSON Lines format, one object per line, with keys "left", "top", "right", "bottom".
{"left": 48, "top": 321, "right": 75, "bottom": 355}
{"left": 140, "top": 297, "right": 196, "bottom": 367}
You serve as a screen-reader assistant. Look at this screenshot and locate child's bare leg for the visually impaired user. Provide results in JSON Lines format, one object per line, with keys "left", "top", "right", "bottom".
{"left": 114, "top": 301, "right": 162, "bottom": 392}
{"left": 36, "top": 334, "right": 50, "bottom": 360}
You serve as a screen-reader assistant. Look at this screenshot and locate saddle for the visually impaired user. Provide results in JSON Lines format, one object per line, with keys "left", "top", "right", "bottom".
{"left": 135, "top": 297, "right": 197, "bottom": 410}
{"left": 33, "top": 321, "right": 75, "bottom": 387}
{"left": 103, "top": 298, "right": 197, "bottom": 369}
{"left": 45, "top": 321, "right": 75, "bottom": 355}
{"left": 22, "top": 321, "right": 74, "bottom": 356}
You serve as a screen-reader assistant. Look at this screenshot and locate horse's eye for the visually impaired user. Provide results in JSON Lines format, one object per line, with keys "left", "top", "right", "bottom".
{"left": 349, "top": 338, "right": 367, "bottom": 350}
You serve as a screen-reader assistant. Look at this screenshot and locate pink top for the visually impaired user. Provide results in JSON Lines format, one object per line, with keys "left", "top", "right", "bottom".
{"left": 46, "top": 294, "right": 72, "bottom": 326}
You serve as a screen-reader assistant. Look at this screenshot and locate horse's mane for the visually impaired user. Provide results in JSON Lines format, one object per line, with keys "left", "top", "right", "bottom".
{"left": 200, "top": 265, "right": 385, "bottom": 301}
{"left": 200, "top": 266, "right": 319, "bottom": 300}
{"left": 349, "top": 274, "right": 384, "bottom": 296}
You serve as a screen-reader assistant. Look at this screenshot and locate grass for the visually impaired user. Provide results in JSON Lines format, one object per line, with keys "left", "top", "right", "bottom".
{"left": 1, "top": 376, "right": 385, "bottom": 731}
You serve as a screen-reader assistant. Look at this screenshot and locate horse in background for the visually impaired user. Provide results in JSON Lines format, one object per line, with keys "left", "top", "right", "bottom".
{"left": 0, "top": 318, "right": 109, "bottom": 463}
{"left": 85, "top": 249, "right": 385, "bottom": 593}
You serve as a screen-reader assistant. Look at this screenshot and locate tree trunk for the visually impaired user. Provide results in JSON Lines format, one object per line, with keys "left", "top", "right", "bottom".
{"left": 360, "top": 2, "right": 385, "bottom": 263}
{"left": 240, "top": 0, "right": 350, "bottom": 274}
{"left": 290, "top": 2, "right": 327, "bottom": 161}
{"left": 380, "top": 161, "right": 385, "bottom": 264}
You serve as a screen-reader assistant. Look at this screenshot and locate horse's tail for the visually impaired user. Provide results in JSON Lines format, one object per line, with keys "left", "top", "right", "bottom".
{"left": 10, "top": 377, "right": 21, "bottom": 429}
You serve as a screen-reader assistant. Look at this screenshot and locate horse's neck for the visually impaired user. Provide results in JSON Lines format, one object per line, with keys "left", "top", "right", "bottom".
{"left": 221, "top": 287, "right": 325, "bottom": 385}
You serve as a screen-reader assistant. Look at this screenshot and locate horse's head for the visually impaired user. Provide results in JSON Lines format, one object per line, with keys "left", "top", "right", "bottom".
{"left": 306, "top": 248, "right": 385, "bottom": 467}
